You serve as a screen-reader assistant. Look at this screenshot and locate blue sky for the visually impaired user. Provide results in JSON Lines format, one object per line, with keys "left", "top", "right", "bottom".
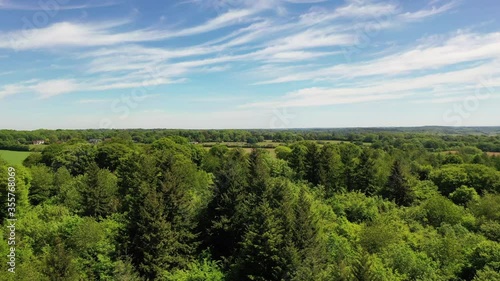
{"left": 0, "top": 0, "right": 499, "bottom": 129}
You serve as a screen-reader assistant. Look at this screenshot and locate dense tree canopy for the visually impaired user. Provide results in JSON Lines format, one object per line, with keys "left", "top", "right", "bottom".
{"left": 0, "top": 128, "right": 499, "bottom": 280}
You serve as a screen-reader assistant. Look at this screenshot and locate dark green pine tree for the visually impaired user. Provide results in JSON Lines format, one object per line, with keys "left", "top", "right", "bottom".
{"left": 231, "top": 201, "right": 291, "bottom": 281}
{"left": 43, "top": 237, "right": 79, "bottom": 281}
{"left": 130, "top": 182, "right": 173, "bottom": 280}
{"left": 338, "top": 143, "right": 362, "bottom": 192}
{"left": 384, "top": 160, "right": 414, "bottom": 206}
{"left": 201, "top": 148, "right": 250, "bottom": 262}
{"left": 304, "top": 142, "right": 321, "bottom": 185}
{"left": 80, "top": 162, "right": 119, "bottom": 218}
{"left": 125, "top": 152, "right": 201, "bottom": 280}
{"left": 158, "top": 154, "right": 200, "bottom": 267}
{"left": 351, "top": 150, "right": 378, "bottom": 195}
{"left": 319, "top": 144, "right": 345, "bottom": 196}
{"left": 292, "top": 188, "right": 329, "bottom": 280}
{"left": 351, "top": 252, "right": 381, "bottom": 281}
{"left": 289, "top": 144, "right": 308, "bottom": 181}
{"left": 248, "top": 149, "right": 271, "bottom": 199}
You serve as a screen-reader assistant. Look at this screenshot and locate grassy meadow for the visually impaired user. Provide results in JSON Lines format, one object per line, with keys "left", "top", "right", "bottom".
{"left": 0, "top": 150, "right": 31, "bottom": 166}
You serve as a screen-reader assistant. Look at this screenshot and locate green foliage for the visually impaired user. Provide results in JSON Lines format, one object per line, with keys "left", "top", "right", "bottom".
{"left": 465, "top": 241, "right": 500, "bottom": 279}
{"left": 0, "top": 164, "right": 30, "bottom": 223}
{"left": 275, "top": 145, "right": 292, "bottom": 160}
{"left": 469, "top": 193, "right": 500, "bottom": 221}
{"left": 412, "top": 180, "right": 440, "bottom": 202}
{"left": 449, "top": 185, "right": 479, "bottom": 206}
{"left": 383, "top": 160, "right": 414, "bottom": 206}
{"left": 29, "top": 165, "right": 54, "bottom": 205}
{"left": 351, "top": 252, "right": 382, "bottom": 281}
{"left": 96, "top": 143, "right": 132, "bottom": 171}
{"left": 289, "top": 144, "right": 307, "bottom": 180}
{"left": 80, "top": 163, "right": 119, "bottom": 218}
{"left": 331, "top": 192, "right": 382, "bottom": 223}
{"left": 231, "top": 201, "right": 292, "bottom": 281}
{"left": 1, "top": 129, "right": 499, "bottom": 280}
{"left": 47, "top": 143, "right": 97, "bottom": 176}
{"left": 42, "top": 238, "right": 79, "bottom": 281}
{"left": 479, "top": 220, "right": 500, "bottom": 242}
{"left": 430, "top": 164, "right": 500, "bottom": 195}
{"left": 422, "top": 195, "right": 465, "bottom": 227}
{"left": 319, "top": 144, "right": 345, "bottom": 196}
{"left": 351, "top": 150, "right": 378, "bottom": 195}
{"left": 360, "top": 214, "right": 406, "bottom": 254}
{"left": 163, "top": 258, "right": 225, "bottom": 281}
{"left": 473, "top": 266, "right": 500, "bottom": 281}
{"left": 202, "top": 148, "right": 250, "bottom": 261}
{"left": 304, "top": 142, "right": 321, "bottom": 185}
{"left": 381, "top": 244, "right": 439, "bottom": 280}
{"left": 201, "top": 144, "right": 229, "bottom": 173}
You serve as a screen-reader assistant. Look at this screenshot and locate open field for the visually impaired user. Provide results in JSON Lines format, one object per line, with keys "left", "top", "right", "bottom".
{"left": 315, "top": 140, "right": 371, "bottom": 146}
{"left": 0, "top": 150, "right": 31, "bottom": 166}
{"left": 199, "top": 141, "right": 284, "bottom": 148}
{"left": 441, "top": 151, "right": 500, "bottom": 156}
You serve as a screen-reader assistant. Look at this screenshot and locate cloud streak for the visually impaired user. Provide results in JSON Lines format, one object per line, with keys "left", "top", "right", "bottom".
{"left": 0, "top": 0, "right": 468, "bottom": 104}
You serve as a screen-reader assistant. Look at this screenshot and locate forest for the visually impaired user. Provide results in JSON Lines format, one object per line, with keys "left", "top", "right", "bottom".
{"left": 1, "top": 128, "right": 500, "bottom": 280}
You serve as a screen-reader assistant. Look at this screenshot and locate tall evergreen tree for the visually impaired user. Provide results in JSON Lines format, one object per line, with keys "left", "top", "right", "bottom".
{"left": 125, "top": 150, "right": 204, "bottom": 279}
{"left": 43, "top": 237, "right": 79, "bottom": 281}
{"left": 291, "top": 187, "right": 329, "bottom": 281}
{"left": 130, "top": 182, "right": 173, "bottom": 279}
{"left": 338, "top": 143, "right": 362, "bottom": 192}
{"left": 80, "top": 162, "right": 119, "bottom": 218}
{"left": 231, "top": 201, "right": 291, "bottom": 281}
{"left": 319, "top": 144, "right": 345, "bottom": 196}
{"left": 248, "top": 149, "right": 271, "bottom": 198}
{"left": 351, "top": 252, "right": 381, "bottom": 281}
{"left": 351, "top": 150, "right": 378, "bottom": 195}
{"left": 383, "top": 160, "right": 414, "bottom": 206}
{"left": 202, "top": 149, "right": 250, "bottom": 262}
{"left": 305, "top": 142, "right": 321, "bottom": 185}
{"left": 289, "top": 144, "right": 307, "bottom": 181}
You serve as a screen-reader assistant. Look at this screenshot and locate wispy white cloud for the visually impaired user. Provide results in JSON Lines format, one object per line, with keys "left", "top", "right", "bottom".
{"left": 398, "top": 0, "right": 459, "bottom": 21}
{"left": 0, "top": 6, "right": 262, "bottom": 50}
{"left": 77, "top": 99, "right": 112, "bottom": 104}
{"left": 0, "top": 71, "right": 13, "bottom": 76}
{"left": 243, "top": 61, "right": 500, "bottom": 109}
{"left": 0, "top": 77, "right": 176, "bottom": 99}
{"left": 0, "top": 0, "right": 465, "bottom": 102}
{"left": 259, "top": 31, "right": 500, "bottom": 84}
{"left": 0, "top": 0, "right": 121, "bottom": 10}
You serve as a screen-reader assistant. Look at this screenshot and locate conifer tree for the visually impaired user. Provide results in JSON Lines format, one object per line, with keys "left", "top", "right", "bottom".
{"left": 319, "top": 144, "right": 345, "bottom": 196}
{"left": 80, "top": 162, "right": 119, "bottom": 218}
{"left": 351, "top": 252, "right": 381, "bottom": 281}
{"left": 351, "top": 150, "right": 378, "bottom": 195}
{"left": 232, "top": 201, "right": 291, "bottom": 281}
{"left": 384, "top": 160, "right": 414, "bottom": 206}
{"left": 305, "top": 142, "right": 321, "bottom": 185}
{"left": 289, "top": 144, "right": 307, "bottom": 181}
{"left": 248, "top": 149, "right": 271, "bottom": 199}
{"left": 43, "top": 237, "right": 79, "bottom": 281}
{"left": 202, "top": 148, "right": 250, "bottom": 262}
